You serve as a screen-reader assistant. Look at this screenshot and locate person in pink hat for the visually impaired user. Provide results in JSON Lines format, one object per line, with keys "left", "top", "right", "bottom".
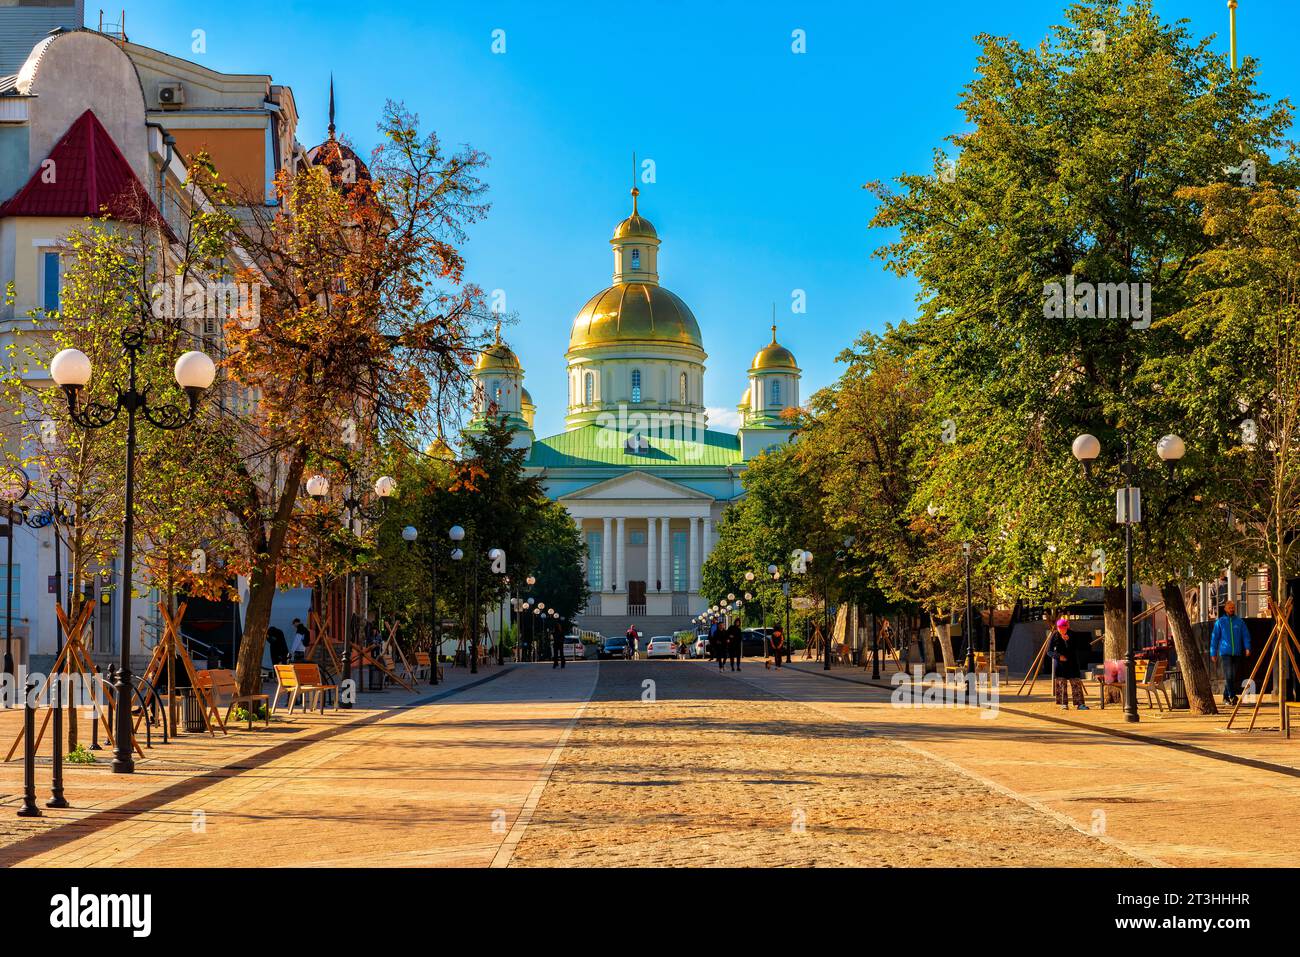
{"left": 1049, "top": 616, "right": 1088, "bottom": 710}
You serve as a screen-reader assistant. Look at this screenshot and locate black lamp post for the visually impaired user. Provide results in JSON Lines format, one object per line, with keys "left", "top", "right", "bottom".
{"left": 305, "top": 472, "right": 395, "bottom": 708}
{"left": 449, "top": 525, "right": 468, "bottom": 671}
{"left": 0, "top": 466, "right": 31, "bottom": 690}
{"left": 27, "top": 474, "right": 70, "bottom": 808}
{"left": 50, "top": 333, "right": 216, "bottom": 774}
{"left": 1072, "top": 431, "right": 1186, "bottom": 724}
{"left": 963, "top": 542, "right": 974, "bottom": 675}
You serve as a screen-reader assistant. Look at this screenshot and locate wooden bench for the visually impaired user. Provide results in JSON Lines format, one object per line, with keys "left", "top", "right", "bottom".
{"left": 1095, "top": 659, "right": 1171, "bottom": 711}
{"left": 973, "top": 652, "right": 1007, "bottom": 678}
{"left": 271, "top": 663, "right": 339, "bottom": 716}
{"left": 195, "top": 669, "right": 270, "bottom": 731}
{"left": 413, "top": 651, "right": 444, "bottom": 683}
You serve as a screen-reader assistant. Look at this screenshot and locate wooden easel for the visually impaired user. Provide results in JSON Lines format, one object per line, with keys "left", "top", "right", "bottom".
{"left": 136, "top": 601, "right": 217, "bottom": 736}
{"left": 348, "top": 620, "right": 416, "bottom": 693}
{"left": 5, "top": 600, "right": 135, "bottom": 761}
{"left": 874, "top": 620, "right": 905, "bottom": 673}
{"left": 1015, "top": 627, "right": 1054, "bottom": 696}
{"left": 1227, "top": 597, "right": 1300, "bottom": 736}
{"left": 304, "top": 609, "right": 343, "bottom": 675}
{"left": 380, "top": 619, "right": 419, "bottom": 687}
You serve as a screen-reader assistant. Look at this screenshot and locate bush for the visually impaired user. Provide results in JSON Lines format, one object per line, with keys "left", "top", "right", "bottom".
{"left": 66, "top": 744, "right": 96, "bottom": 764}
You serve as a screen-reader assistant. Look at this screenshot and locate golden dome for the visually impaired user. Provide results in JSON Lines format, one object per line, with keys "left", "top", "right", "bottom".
{"left": 612, "top": 186, "right": 657, "bottom": 240}
{"left": 475, "top": 340, "right": 521, "bottom": 372}
{"left": 751, "top": 326, "right": 798, "bottom": 371}
{"left": 569, "top": 283, "right": 704, "bottom": 351}
{"left": 738, "top": 386, "right": 751, "bottom": 408}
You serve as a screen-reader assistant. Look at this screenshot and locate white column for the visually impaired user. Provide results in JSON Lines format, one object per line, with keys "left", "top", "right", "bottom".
{"left": 689, "top": 516, "right": 700, "bottom": 593}
{"left": 661, "top": 518, "right": 671, "bottom": 592}
{"left": 615, "top": 516, "right": 626, "bottom": 594}
{"left": 647, "top": 518, "right": 659, "bottom": 592}
{"left": 602, "top": 517, "right": 613, "bottom": 593}
{"left": 703, "top": 515, "right": 714, "bottom": 567}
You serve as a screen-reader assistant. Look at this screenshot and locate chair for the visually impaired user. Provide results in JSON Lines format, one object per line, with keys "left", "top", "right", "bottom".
{"left": 1137, "top": 659, "right": 1172, "bottom": 712}
{"left": 271, "top": 663, "right": 339, "bottom": 715}
{"left": 195, "top": 669, "right": 270, "bottom": 731}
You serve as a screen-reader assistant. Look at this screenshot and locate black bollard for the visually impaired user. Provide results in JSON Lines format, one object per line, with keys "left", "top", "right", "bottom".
{"left": 18, "top": 678, "right": 41, "bottom": 817}
{"left": 47, "top": 672, "right": 67, "bottom": 809}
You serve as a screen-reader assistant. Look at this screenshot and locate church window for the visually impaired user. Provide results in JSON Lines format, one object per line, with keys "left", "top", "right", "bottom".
{"left": 584, "top": 371, "right": 594, "bottom": 405}
{"left": 671, "top": 531, "right": 688, "bottom": 591}
{"left": 631, "top": 248, "right": 640, "bottom": 270}
{"left": 587, "top": 531, "right": 603, "bottom": 589}
{"left": 771, "top": 380, "right": 781, "bottom": 405}
{"left": 679, "top": 372, "right": 688, "bottom": 404}
{"left": 631, "top": 369, "right": 641, "bottom": 403}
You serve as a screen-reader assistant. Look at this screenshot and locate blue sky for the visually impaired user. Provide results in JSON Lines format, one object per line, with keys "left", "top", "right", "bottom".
{"left": 113, "top": 0, "right": 1296, "bottom": 438}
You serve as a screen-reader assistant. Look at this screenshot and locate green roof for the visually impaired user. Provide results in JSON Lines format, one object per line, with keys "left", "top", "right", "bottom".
{"left": 526, "top": 425, "right": 743, "bottom": 469}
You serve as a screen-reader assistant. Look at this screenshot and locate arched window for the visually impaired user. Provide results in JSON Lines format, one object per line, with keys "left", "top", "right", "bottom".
{"left": 631, "top": 369, "right": 642, "bottom": 403}
{"left": 770, "top": 379, "right": 781, "bottom": 406}
{"left": 584, "top": 371, "right": 595, "bottom": 405}
{"left": 679, "top": 372, "right": 688, "bottom": 404}
{"left": 631, "top": 248, "right": 640, "bottom": 270}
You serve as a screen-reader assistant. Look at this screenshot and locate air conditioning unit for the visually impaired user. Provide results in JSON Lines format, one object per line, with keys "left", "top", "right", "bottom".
{"left": 158, "top": 82, "right": 185, "bottom": 107}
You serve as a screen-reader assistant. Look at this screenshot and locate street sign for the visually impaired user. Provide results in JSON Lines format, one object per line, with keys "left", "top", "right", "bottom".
{"left": 1116, "top": 487, "right": 1142, "bottom": 524}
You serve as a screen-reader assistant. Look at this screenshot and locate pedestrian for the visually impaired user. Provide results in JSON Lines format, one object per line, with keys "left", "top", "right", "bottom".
{"left": 552, "top": 623, "right": 566, "bottom": 670}
{"left": 770, "top": 624, "right": 785, "bottom": 669}
{"left": 1210, "top": 599, "right": 1252, "bottom": 706}
{"left": 285, "top": 623, "right": 305, "bottom": 662}
{"left": 1049, "top": 617, "right": 1087, "bottom": 710}
{"left": 625, "top": 624, "right": 638, "bottom": 660}
{"left": 266, "top": 625, "right": 288, "bottom": 666}
{"left": 726, "top": 620, "right": 743, "bottom": 672}
{"left": 712, "top": 621, "right": 726, "bottom": 671}
{"left": 292, "top": 618, "right": 310, "bottom": 661}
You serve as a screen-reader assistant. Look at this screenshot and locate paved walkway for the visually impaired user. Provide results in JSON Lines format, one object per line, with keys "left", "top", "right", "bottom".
{"left": 2, "top": 657, "right": 1297, "bottom": 867}
{"left": 739, "top": 662, "right": 1300, "bottom": 866}
{"left": 0, "top": 663, "right": 595, "bottom": 867}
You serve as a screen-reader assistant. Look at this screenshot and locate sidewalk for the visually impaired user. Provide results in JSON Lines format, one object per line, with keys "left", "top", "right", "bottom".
{"left": 0, "top": 664, "right": 512, "bottom": 860}
{"left": 731, "top": 661, "right": 1300, "bottom": 866}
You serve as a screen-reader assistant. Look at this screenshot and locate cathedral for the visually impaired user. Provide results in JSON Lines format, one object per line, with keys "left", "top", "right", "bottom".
{"left": 468, "top": 189, "right": 801, "bottom": 635}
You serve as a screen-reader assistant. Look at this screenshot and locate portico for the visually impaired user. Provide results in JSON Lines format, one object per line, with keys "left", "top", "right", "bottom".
{"left": 560, "top": 471, "right": 716, "bottom": 621}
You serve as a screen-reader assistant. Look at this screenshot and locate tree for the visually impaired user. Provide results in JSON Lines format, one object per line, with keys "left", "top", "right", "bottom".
{"left": 867, "top": 0, "right": 1293, "bottom": 712}
{"left": 218, "top": 103, "right": 494, "bottom": 694}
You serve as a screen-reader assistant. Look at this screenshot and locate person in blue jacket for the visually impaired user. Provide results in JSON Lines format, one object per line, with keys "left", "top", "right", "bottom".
{"left": 1210, "top": 600, "right": 1252, "bottom": 706}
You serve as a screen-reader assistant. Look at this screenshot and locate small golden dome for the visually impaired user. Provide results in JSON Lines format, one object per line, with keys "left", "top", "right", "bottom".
{"left": 569, "top": 283, "right": 704, "bottom": 352}
{"left": 475, "top": 340, "right": 521, "bottom": 372}
{"left": 738, "top": 386, "right": 751, "bottom": 407}
{"left": 612, "top": 186, "right": 657, "bottom": 240}
{"left": 751, "top": 324, "right": 798, "bottom": 371}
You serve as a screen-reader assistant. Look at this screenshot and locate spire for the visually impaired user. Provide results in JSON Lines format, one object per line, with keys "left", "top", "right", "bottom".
{"left": 327, "top": 74, "right": 336, "bottom": 139}
{"left": 631, "top": 151, "right": 639, "bottom": 215}
{"left": 1228, "top": 0, "right": 1238, "bottom": 71}
{"left": 771, "top": 304, "right": 778, "bottom": 344}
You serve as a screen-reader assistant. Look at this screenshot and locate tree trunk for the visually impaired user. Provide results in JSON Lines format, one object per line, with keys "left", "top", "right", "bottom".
{"left": 1102, "top": 585, "right": 1126, "bottom": 661}
{"left": 1160, "top": 580, "right": 1217, "bottom": 715}
{"left": 931, "top": 614, "right": 955, "bottom": 671}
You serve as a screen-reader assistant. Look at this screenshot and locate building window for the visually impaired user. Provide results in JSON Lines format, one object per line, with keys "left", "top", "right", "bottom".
{"left": 671, "top": 531, "right": 688, "bottom": 591}
{"left": 771, "top": 379, "right": 781, "bottom": 406}
{"left": 631, "top": 248, "right": 640, "bottom": 270}
{"left": 631, "top": 369, "right": 641, "bottom": 403}
{"left": 629, "top": 530, "right": 646, "bottom": 545}
{"left": 586, "top": 531, "right": 603, "bottom": 589}
{"left": 0, "top": 563, "right": 19, "bottom": 629}
{"left": 584, "top": 371, "right": 594, "bottom": 405}
{"left": 679, "top": 372, "right": 688, "bottom": 404}
{"left": 41, "top": 251, "right": 61, "bottom": 314}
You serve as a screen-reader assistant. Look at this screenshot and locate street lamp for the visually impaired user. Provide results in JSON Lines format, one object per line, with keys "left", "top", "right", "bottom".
{"left": 0, "top": 466, "right": 31, "bottom": 687}
{"left": 962, "top": 541, "right": 974, "bottom": 675}
{"left": 1072, "top": 431, "right": 1186, "bottom": 723}
{"left": 50, "top": 336, "right": 215, "bottom": 773}
{"left": 488, "top": 548, "right": 506, "bottom": 665}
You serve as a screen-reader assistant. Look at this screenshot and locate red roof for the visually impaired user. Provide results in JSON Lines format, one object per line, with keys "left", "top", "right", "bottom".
{"left": 0, "top": 109, "right": 171, "bottom": 235}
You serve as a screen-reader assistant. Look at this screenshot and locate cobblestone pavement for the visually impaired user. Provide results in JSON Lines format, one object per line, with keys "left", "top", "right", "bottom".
{"left": 507, "top": 661, "right": 1140, "bottom": 867}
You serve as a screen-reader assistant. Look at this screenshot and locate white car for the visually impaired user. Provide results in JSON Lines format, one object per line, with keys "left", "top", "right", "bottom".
{"left": 645, "top": 636, "right": 678, "bottom": 659}
{"left": 563, "top": 635, "right": 586, "bottom": 660}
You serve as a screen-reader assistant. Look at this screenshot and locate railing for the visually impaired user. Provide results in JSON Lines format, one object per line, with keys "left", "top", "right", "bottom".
{"left": 628, "top": 603, "right": 646, "bottom": 616}
{"left": 587, "top": 594, "right": 601, "bottom": 615}
{"left": 672, "top": 594, "right": 689, "bottom": 615}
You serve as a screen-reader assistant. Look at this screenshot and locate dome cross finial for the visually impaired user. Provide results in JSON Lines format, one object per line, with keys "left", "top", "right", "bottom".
{"left": 327, "top": 73, "right": 336, "bottom": 139}
{"left": 771, "top": 303, "right": 778, "bottom": 343}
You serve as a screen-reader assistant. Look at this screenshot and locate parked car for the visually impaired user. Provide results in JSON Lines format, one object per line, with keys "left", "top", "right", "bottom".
{"left": 740, "top": 629, "right": 769, "bottom": 658}
{"left": 691, "top": 636, "right": 710, "bottom": 659}
{"left": 563, "top": 634, "right": 586, "bottom": 660}
{"left": 598, "top": 636, "right": 632, "bottom": 660}
{"left": 644, "top": 636, "right": 678, "bottom": 659}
